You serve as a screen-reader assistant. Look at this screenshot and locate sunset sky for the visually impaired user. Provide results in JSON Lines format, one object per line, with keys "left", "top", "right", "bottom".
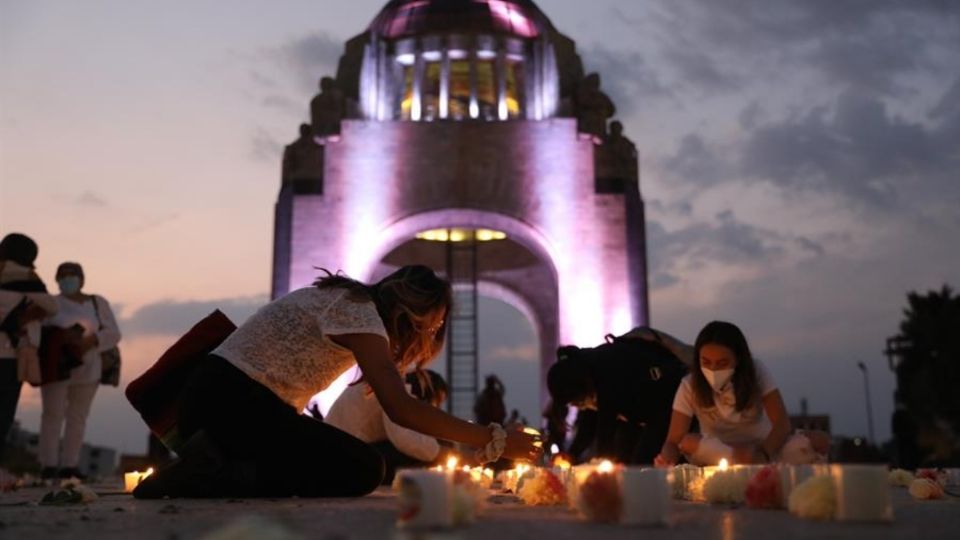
{"left": 2, "top": 0, "right": 958, "bottom": 455}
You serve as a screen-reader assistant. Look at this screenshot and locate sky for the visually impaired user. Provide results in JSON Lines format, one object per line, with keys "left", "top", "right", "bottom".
{"left": 2, "top": 0, "right": 958, "bottom": 455}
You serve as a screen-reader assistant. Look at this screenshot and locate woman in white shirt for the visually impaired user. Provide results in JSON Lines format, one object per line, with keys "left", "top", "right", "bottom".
{"left": 654, "top": 321, "right": 827, "bottom": 466}
{"left": 326, "top": 370, "right": 447, "bottom": 484}
{"left": 39, "top": 262, "right": 121, "bottom": 480}
{"left": 134, "top": 265, "right": 541, "bottom": 499}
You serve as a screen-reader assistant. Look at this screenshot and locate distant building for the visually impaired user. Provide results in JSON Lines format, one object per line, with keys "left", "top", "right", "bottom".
{"left": 789, "top": 398, "right": 831, "bottom": 433}
{"left": 6, "top": 422, "right": 117, "bottom": 477}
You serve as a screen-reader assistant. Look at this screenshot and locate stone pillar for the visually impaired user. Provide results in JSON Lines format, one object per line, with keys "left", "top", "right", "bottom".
{"left": 412, "top": 40, "right": 425, "bottom": 121}
{"left": 496, "top": 41, "right": 508, "bottom": 121}
{"left": 469, "top": 39, "right": 479, "bottom": 119}
{"left": 440, "top": 43, "right": 451, "bottom": 120}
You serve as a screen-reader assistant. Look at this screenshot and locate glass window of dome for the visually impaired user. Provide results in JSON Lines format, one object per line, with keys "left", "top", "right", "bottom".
{"left": 394, "top": 36, "right": 527, "bottom": 122}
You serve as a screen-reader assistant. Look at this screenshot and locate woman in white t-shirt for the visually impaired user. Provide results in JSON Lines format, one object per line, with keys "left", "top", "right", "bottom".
{"left": 134, "top": 265, "right": 541, "bottom": 499}
{"left": 654, "top": 321, "right": 828, "bottom": 466}
{"left": 326, "top": 369, "right": 448, "bottom": 484}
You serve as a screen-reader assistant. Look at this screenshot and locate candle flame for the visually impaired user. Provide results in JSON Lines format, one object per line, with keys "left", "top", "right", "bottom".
{"left": 550, "top": 444, "right": 560, "bottom": 455}
{"left": 552, "top": 456, "right": 572, "bottom": 470}
{"left": 719, "top": 458, "right": 729, "bottom": 471}
{"left": 598, "top": 460, "right": 614, "bottom": 474}
{"left": 446, "top": 456, "right": 459, "bottom": 470}
{"left": 144, "top": 467, "right": 155, "bottom": 479}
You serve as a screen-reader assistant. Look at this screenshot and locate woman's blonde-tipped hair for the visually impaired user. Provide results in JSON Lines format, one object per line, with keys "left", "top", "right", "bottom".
{"left": 314, "top": 265, "right": 452, "bottom": 374}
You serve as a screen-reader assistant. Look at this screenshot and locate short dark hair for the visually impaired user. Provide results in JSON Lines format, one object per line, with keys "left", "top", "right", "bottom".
{"left": 547, "top": 346, "right": 594, "bottom": 406}
{"left": 0, "top": 233, "right": 38, "bottom": 268}
{"left": 690, "top": 321, "right": 760, "bottom": 412}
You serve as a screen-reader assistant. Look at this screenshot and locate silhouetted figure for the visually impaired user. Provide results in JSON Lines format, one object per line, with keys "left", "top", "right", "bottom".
{"left": 606, "top": 121, "right": 638, "bottom": 179}
{"left": 474, "top": 375, "right": 506, "bottom": 426}
{"left": 310, "top": 77, "right": 345, "bottom": 142}
{"left": 506, "top": 409, "right": 520, "bottom": 428}
{"left": 282, "top": 123, "right": 324, "bottom": 194}
{"left": 575, "top": 73, "right": 615, "bottom": 144}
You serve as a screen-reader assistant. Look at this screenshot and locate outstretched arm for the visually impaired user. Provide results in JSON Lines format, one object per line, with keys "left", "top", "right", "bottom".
{"left": 330, "top": 333, "right": 541, "bottom": 462}
{"left": 654, "top": 410, "right": 692, "bottom": 466}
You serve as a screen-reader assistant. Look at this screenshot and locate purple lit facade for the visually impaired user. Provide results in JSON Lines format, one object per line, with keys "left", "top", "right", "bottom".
{"left": 273, "top": 0, "right": 649, "bottom": 406}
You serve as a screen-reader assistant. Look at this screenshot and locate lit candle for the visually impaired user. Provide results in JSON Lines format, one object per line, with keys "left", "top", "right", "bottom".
{"left": 395, "top": 469, "right": 454, "bottom": 529}
{"left": 620, "top": 467, "right": 670, "bottom": 526}
{"left": 831, "top": 465, "right": 892, "bottom": 522}
{"left": 123, "top": 468, "right": 154, "bottom": 493}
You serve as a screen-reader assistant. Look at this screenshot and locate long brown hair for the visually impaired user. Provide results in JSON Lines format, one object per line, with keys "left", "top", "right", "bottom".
{"left": 690, "top": 321, "right": 760, "bottom": 412}
{"left": 314, "top": 265, "right": 452, "bottom": 374}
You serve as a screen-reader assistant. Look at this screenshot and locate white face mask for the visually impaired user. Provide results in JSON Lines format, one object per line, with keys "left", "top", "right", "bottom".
{"left": 702, "top": 367, "right": 735, "bottom": 393}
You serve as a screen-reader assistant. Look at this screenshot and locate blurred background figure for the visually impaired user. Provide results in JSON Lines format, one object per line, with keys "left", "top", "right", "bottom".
{"left": 474, "top": 374, "right": 506, "bottom": 427}
{"left": 39, "top": 262, "right": 121, "bottom": 480}
{"left": 0, "top": 233, "right": 58, "bottom": 470}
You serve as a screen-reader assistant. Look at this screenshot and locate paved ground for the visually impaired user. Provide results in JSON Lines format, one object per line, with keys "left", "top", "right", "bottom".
{"left": 1, "top": 481, "right": 958, "bottom": 540}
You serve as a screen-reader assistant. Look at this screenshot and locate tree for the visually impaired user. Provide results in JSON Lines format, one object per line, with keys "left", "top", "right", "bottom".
{"left": 888, "top": 285, "right": 960, "bottom": 466}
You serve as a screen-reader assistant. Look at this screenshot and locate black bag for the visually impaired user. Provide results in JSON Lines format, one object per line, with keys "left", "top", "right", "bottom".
{"left": 91, "top": 296, "right": 121, "bottom": 387}
{"left": 38, "top": 326, "right": 84, "bottom": 384}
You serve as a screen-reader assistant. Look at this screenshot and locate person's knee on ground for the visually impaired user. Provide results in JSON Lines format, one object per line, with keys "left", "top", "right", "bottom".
{"left": 684, "top": 435, "right": 734, "bottom": 466}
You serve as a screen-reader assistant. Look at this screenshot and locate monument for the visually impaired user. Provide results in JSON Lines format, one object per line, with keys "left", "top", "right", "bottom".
{"left": 272, "top": 0, "right": 649, "bottom": 416}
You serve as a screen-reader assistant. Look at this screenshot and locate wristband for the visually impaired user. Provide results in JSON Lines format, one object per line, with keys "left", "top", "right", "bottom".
{"left": 474, "top": 423, "right": 507, "bottom": 464}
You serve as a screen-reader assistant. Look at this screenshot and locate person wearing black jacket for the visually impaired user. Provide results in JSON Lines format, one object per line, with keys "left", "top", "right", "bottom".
{"left": 547, "top": 330, "right": 689, "bottom": 464}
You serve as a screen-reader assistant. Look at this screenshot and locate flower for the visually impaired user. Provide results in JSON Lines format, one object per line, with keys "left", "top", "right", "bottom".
{"left": 518, "top": 469, "right": 566, "bottom": 506}
{"left": 745, "top": 466, "right": 783, "bottom": 509}
{"left": 916, "top": 469, "right": 947, "bottom": 487}
{"left": 702, "top": 470, "right": 748, "bottom": 505}
{"left": 909, "top": 478, "right": 945, "bottom": 500}
{"left": 788, "top": 476, "right": 836, "bottom": 520}
{"left": 577, "top": 470, "right": 621, "bottom": 522}
{"left": 888, "top": 469, "right": 915, "bottom": 487}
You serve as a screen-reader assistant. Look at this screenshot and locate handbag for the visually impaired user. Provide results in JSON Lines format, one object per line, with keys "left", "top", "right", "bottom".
{"left": 91, "top": 295, "right": 121, "bottom": 386}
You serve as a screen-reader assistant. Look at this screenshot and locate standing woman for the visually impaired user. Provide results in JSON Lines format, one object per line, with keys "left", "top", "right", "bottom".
{"left": 39, "top": 262, "right": 121, "bottom": 480}
{"left": 134, "top": 265, "right": 541, "bottom": 499}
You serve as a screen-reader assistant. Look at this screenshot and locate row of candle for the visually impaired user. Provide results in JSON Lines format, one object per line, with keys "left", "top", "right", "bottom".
{"left": 671, "top": 459, "right": 893, "bottom": 522}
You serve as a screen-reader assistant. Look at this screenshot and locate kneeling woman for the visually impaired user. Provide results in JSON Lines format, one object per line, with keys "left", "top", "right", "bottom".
{"left": 654, "top": 321, "right": 828, "bottom": 467}
{"left": 135, "top": 265, "right": 540, "bottom": 498}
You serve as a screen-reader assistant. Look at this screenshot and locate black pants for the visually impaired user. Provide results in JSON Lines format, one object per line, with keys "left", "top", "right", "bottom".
{"left": 178, "top": 356, "right": 385, "bottom": 497}
{"left": 0, "top": 358, "right": 22, "bottom": 460}
{"left": 371, "top": 441, "right": 436, "bottom": 486}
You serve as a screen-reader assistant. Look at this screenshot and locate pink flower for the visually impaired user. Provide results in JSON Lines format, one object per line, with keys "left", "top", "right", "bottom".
{"left": 746, "top": 466, "right": 783, "bottom": 509}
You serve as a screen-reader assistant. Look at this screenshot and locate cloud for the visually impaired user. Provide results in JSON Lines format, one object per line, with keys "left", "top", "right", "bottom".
{"left": 639, "top": 0, "right": 959, "bottom": 97}
{"left": 120, "top": 295, "right": 267, "bottom": 337}
{"left": 273, "top": 32, "right": 344, "bottom": 96}
{"left": 740, "top": 90, "right": 960, "bottom": 210}
{"left": 485, "top": 344, "right": 539, "bottom": 363}
{"left": 251, "top": 127, "right": 284, "bottom": 163}
{"left": 578, "top": 46, "right": 673, "bottom": 117}
{"left": 660, "top": 134, "right": 733, "bottom": 187}
{"left": 76, "top": 190, "right": 108, "bottom": 208}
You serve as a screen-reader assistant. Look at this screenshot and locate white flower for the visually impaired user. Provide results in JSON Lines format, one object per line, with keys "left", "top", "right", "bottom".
{"left": 788, "top": 476, "right": 836, "bottom": 520}
{"left": 908, "top": 478, "right": 945, "bottom": 500}
{"left": 888, "top": 469, "right": 915, "bottom": 487}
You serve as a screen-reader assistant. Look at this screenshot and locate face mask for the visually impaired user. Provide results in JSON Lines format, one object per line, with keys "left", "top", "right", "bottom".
{"left": 702, "top": 367, "right": 735, "bottom": 393}
{"left": 58, "top": 276, "right": 81, "bottom": 295}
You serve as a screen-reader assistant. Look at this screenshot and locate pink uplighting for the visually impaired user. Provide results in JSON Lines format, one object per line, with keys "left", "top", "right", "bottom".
{"left": 487, "top": 0, "right": 539, "bottom": 38}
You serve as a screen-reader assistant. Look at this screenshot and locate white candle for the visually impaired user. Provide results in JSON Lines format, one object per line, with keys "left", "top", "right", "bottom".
{"left": 395, "top": 469, "right": 453, "bottom": 529}
{"left": 620, "top": 468, "right": 670, "bottom": 526}
{"left": 831, "top": 465, "right": 892, "bottom": 522}
{"left": 123, "top": 468, "right": 154, "bottom": 493}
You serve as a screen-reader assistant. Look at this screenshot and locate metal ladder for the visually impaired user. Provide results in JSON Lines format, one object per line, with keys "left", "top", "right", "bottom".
{"left": 445, "top": 231, "right": 479, "bottom": 419}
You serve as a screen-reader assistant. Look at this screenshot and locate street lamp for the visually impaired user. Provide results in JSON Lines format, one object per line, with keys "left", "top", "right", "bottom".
{"left": 856, "top": 361, "right": 876, "bottom": 444}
